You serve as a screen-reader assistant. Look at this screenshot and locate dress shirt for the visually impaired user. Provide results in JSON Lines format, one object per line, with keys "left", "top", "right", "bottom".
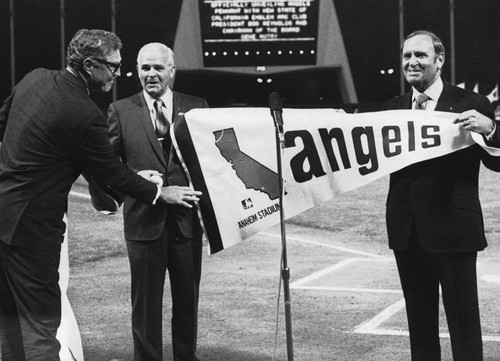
{"left": 143, "top": 89, "right": 175, "bottom": 202}
{"left": 411, "top": 77, "right": 443, "bottom": 111}
{"left": 143, "top": 88, "right": 173, "bottom": 127}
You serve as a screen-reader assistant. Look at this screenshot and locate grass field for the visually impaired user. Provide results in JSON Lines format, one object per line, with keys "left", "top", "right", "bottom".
{"left": 3, "top": 168, "right": 500, "bottom": 361}
{"left": 58, "top": 167, "right": 500, "bottom": 361}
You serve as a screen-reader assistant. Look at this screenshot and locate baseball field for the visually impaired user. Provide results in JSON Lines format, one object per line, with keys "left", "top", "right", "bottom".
{"left": 4, "top": 168, "right": 500, "bottom": 360}
{"left": 61, "top": 169, "right": 500, "bottom": 361}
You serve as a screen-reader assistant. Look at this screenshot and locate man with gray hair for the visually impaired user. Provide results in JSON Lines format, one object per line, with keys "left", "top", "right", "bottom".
{"left": 383, "top": 30, "right": 500, "bottom": 360}
{"left": 98, "top": 42, "right": 208, "bottom": 361}
{"left": 0, "top": 30, "right": 201, "bottom": 360}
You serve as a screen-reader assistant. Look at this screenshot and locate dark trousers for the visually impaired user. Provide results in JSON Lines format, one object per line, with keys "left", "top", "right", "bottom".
{"left": 126, "top": 221, "right": 202, "bottom": 361}
{"left": 0, "top": 240, "right": 62, "bottom": 361}
{"left": 394, "top": 238, "right": 482, "bottom": 361}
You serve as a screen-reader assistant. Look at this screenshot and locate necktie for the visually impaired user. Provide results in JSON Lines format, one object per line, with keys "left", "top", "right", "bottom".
{"left": 153, "top": 99, "right": 169, "bottom": 138}
{"left": 415, "top": 93, "right": 430, "bottom": 110}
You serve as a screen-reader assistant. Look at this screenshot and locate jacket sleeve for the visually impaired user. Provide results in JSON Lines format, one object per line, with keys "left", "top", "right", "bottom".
{"left": 107, "top": 103, "right": 125, "bottom": 161}
{"left": 473, "top": 95, "right": 500, "bottom": 171}
{"left": 77, "top": 112, "right": 158, "bottom": 206}
{"left": 85, "top": 104, "right": 129, "bottom": 213}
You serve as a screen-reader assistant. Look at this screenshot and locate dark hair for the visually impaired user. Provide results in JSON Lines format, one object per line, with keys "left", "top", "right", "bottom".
{"left": 66, "top": 29, "right": 122, "bottom": 72}
{"left": 401, "top": 30, "right": 445, "bottom": 57}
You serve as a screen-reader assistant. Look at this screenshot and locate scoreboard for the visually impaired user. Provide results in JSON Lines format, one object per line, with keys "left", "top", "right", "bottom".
{"left": 199, "top": 0, "right": 319, "bottom": 67}
{"left": 173, "top": 0, "right": 358, "bottom": 105}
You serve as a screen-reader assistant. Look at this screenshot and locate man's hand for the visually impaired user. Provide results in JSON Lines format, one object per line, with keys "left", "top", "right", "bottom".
{"left": 137, "top": 170, "right": 163, "bottom": 186}
{"left": 454, "top": 110, "right": 495, "bottom": 135}
{"left": 159, "top": 186, "right": 202, "bottom": 208}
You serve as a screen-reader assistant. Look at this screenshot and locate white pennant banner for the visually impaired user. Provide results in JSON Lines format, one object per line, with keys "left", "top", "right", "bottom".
{"left": 173, "top": 108, "right": 498, "bottom": 254}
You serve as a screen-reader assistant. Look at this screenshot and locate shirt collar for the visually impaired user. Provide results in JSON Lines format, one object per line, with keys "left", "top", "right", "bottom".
{"left": 143, "top": 87, "right": 173, "bottom": 113}
{"left": 412, "top": 77, "right": 443, "bottom": 103}
{"left": 66, "top": 66, "right": 90, "bottom": 95}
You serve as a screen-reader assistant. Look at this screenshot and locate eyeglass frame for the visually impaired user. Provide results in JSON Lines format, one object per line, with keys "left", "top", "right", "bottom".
{"left": 92, "top": 58, "right": 122, "bottom": 75}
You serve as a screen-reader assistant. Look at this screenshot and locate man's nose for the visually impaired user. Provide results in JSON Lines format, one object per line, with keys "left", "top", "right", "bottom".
{"left": 408, "top": 54, "right": 419, "bottom": 66}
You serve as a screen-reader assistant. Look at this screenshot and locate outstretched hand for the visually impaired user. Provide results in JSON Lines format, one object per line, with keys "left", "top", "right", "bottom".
{"left": 159, "top": 186, "right": 202, "bottom": 208}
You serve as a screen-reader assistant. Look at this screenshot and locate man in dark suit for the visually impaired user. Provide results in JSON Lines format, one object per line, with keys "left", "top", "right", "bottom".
{"left": 383, "top": 30, "right": 500, "bottom": 361}
{"left": 0, "top": 30, "right": 201, "bottom": 361}
{"left": 104, "top": 43, "right": 208, "bottom": 361}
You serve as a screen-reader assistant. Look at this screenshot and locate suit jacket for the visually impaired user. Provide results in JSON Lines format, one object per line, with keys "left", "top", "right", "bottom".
{"left": 382, "top": 81, "right": 500, "bottom": 252}
{"left": 0, "top": 69, "right": 158, "bottom": 250}
{"left": 107, "top": 90, "right": 208, "bottom": 241}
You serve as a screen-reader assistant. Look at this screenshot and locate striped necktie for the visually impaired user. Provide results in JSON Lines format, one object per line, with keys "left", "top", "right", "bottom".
{"left": 153, "top": 99, "right": 169, "bottom": 138}
{"left": 415, "top": 93, "right": 430, "bottom": 110}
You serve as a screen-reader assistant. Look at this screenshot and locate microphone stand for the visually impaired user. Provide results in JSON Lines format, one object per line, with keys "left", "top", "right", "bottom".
{"left": 273, "top": 109, "right": 294, "bottom": 361}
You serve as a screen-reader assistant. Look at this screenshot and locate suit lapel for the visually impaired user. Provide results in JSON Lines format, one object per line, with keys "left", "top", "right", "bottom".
{"left": 396, "top": 93, "right": 412, "bottom": 109}
{"left": 401, "top": 93, "right": 412, "bottom": 109}
{"left": 134, "top": 93, "right": 168, "bottom": 168}
{"left": 172, "top": 92, "right": 186, "bottom": 123}
{"left": 435, "top": 82, "right": 461, "bottom": 113}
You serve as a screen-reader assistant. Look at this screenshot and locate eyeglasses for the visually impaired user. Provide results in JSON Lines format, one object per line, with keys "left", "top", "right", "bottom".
{"left": 93, "top": 58, "right": 121, "bottom": 75}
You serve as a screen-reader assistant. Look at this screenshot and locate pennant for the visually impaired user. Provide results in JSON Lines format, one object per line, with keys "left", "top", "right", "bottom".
{"left": 172, "top": 108, "right": 494, "bottom": 254}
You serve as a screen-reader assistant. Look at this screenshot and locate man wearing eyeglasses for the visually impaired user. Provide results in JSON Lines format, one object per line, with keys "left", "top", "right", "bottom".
{"left": 87, "top": 57, "right": 122, "bottom": 92}
{"left": 0, "top": 30, "right": 201, "bottom": 360}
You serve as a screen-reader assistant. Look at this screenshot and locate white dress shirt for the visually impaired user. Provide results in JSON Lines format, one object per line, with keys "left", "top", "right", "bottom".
{"left": 411, "top": 77, "right": 443, "bottom": 111}
{"left": 143, "top": 87, "right": 173, "bottom": 128}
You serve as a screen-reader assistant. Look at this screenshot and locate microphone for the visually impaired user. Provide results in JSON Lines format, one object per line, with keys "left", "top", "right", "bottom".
{"left": 268, "top": 92, "right": 284, "bottom": 134}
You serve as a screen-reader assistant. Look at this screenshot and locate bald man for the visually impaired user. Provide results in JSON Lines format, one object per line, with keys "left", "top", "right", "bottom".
{"left": 105, "top": 43, "right": 208, "bottom": 361}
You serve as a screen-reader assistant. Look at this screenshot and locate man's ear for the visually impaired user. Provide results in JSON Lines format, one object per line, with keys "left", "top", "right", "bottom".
{"left": 82, "top": 58, "right": 94, "bottom": 75}
{"left": 436, "top": 53, "right": 445, "bottom": 71}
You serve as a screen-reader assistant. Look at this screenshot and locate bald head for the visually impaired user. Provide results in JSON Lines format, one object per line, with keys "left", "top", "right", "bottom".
{"left": 137, "top": 43, "right": 174, "bottom": 65}
{"left": 136, "top": 43, "right": 176, "bottom": 98}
